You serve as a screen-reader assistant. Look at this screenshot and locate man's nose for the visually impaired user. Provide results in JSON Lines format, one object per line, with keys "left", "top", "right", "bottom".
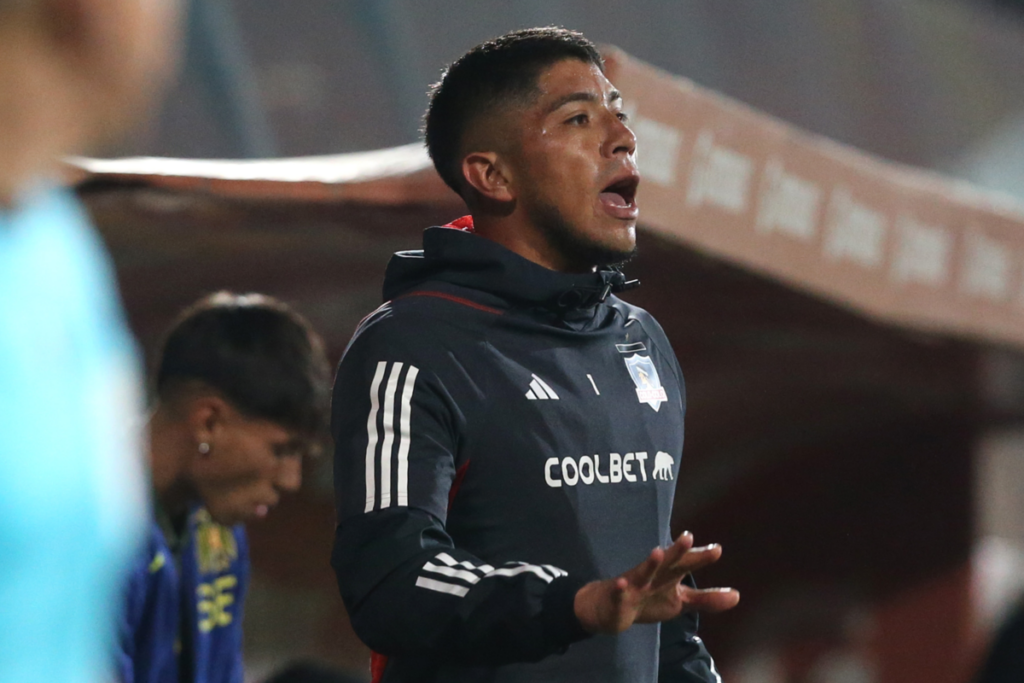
{"left": 604, "top": 112, "right": 636, "bottom": 158}
{"left": 276, "top": 454, "right": 303, "bottom": 493}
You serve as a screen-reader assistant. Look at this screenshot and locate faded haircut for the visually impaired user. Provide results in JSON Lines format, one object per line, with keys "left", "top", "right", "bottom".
{"left": 424, "top": 27, "right": 603, "bottom": 196}
{"left": 156, "top": 292, "right": 331, "bottom": 444}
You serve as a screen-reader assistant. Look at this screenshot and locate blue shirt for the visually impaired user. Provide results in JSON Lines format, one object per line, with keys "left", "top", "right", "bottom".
{"left": 0, "top": 186, "right": 147, "bottom": 683}
{"left": 118, "top": 507, "right": 249, "bottom": 683}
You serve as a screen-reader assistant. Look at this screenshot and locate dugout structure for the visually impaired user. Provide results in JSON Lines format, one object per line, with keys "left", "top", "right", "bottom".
{"left": 75, "top": 48, "right": 1024, "bottom": 683}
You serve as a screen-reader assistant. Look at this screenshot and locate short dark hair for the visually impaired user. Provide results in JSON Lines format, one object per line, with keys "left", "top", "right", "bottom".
{"left": 156, "top": 292, "right": 331, "bottom": 443}
{"left": 424, "top": 27, "right": 603, "bottom": 196}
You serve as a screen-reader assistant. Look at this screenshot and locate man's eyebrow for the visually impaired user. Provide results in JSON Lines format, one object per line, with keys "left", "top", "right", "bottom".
{"left": 546, "top": 89, "right": 622, "bottom": 114}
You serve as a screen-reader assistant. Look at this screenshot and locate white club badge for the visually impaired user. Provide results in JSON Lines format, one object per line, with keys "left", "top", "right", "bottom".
{"left": 623, "top": 354, "right": 668, "bottom": 412}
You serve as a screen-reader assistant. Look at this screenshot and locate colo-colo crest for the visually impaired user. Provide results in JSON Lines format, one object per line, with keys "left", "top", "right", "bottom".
{"left": 623, "top": 354, "right": 668, "bottom": 411}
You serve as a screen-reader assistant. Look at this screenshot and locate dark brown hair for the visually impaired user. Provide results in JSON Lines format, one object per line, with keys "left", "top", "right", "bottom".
{"left": 156, "top": 292, "right": 331, "bottom": 442}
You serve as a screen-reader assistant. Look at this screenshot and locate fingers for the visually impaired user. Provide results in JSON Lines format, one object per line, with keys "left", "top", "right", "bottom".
{"left": 623, "top": 545, "right": 664, "bottom": 591}
{"left": 681, "top": 587, "right": 741, "bottom": 614}
{"left": 658, "top": 531, "right": 695, "bottom": 568}
{"left": 651, "top": 536, "right": 724, "bottom": 590}
{"left": 627, "top": 532, "right": 734, "bottom": 598}
{"left": 677, "top": 543, "right": 723, "bottom": 573}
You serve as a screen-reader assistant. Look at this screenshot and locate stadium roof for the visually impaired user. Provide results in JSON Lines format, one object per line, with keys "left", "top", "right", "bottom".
{"left": 75, "top": 48, "right": 1024, "bottom": 351}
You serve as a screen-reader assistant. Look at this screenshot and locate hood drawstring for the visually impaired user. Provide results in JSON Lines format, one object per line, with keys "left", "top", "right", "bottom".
{"left": 598, "top": 270, "right": 641, "bottom": 302}
{"left": 555, "top": 269, "right": 640, "bottom": 310}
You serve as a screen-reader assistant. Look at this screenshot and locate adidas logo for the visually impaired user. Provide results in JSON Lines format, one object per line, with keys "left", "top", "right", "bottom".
{"left": 525, "top": 374, "right": 559, "bottom": 400}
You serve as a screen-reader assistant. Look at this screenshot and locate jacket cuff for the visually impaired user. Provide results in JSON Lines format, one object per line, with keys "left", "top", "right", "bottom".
{"left": 541, "top": 575, "right": 592, "bottom": 649}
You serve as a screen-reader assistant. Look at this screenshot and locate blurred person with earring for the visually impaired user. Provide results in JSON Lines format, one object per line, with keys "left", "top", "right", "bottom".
{"left": 116, "top": 293, "right": 331, "bottom": 683}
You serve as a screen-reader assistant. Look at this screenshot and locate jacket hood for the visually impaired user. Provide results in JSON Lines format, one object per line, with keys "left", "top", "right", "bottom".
{"left": 382, "top": 218, "right": 638, "bottom": 311}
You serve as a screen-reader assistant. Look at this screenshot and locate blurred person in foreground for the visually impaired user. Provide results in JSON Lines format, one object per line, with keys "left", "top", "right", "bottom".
{"left": 0, "top": 0, "right": 178, "bottom": 681}
{"left": 331, "top": 28, "right": 739, "bottom": 683}
{"left": 117, "top": 293, "right": 331, "bottom": 683}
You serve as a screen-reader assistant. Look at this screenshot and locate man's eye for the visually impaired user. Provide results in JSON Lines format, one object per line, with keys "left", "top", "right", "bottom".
{"left": 567, "top": 113, "right": 589, "bottom": 125}
{"left": 616, "top": 112, "right": 629, "bottom": 123}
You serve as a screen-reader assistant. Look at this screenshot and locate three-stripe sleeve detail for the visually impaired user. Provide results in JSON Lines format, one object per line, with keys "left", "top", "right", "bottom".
{"left": 414, "top": 552, "right": 569, "bottom": 598}
{"left": 364, "top": 361, "right": 419, "bottom": 513}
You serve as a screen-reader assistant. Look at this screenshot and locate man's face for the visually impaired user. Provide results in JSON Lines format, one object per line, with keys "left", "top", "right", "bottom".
{"left": 507, "top": 58, "right": 639, "bottom": 271}
{"left": 194, "top": 410, "right": 305, "bottom": 526}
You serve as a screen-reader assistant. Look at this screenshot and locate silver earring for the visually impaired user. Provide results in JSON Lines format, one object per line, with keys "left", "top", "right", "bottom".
{"left": 198, "top": 442, "right": 210, "bottom": 455}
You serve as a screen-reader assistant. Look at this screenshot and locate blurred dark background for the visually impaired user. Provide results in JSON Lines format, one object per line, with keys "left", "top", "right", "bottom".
{"left": 115, "top": 0, "right": 1024, "bottom": 201}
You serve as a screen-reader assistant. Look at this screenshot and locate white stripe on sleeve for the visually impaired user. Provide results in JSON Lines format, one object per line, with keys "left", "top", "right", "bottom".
{"left": 434, "top": 552, "right": 458, "bottom": 566}
{"left": 421, "top": 562, "right": 482, "bottom": 585}
{"left": 378, "top": 362, "right": 403, "bottom": 509}
{"left": 434, "top": 552, "right": 495, "bottom": 574}
{"left": 486, "top": 564, "right": 556, "bottom": 583}
{"left": 693, "top": 637, "right": 722, "bottom": 683}
{"left": 396, "top": 365, "right": 418, "bottom": 507}
{"left": 415, "top": 576, "right": 469, "bottom": 597}
{"left": 363, "top": 362, "right": 387, "bottom": 513}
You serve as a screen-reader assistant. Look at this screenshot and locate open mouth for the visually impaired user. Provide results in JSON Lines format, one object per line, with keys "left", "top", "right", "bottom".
{"left": 599, "top": 174, "right": 640, "bottom": 218}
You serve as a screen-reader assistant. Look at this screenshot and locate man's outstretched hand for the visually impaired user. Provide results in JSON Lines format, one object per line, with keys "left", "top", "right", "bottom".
{"left": 573, "top": 532, "right": 740, "bottom": 635}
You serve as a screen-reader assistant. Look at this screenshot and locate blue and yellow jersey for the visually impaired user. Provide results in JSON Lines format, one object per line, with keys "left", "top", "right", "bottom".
{"left": 118, "top": 506, "right": 249, "bottom": 683}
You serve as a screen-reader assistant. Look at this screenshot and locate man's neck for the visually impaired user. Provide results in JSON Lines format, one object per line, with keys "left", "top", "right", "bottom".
{"left": 147, "top": 405, "right": 195, "bottom": 518}
{"left": 470, "top": 211, "right": 593, "bottom": 274}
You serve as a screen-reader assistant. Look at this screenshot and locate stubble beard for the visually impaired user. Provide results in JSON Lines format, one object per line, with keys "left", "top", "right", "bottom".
{"left": 529, "top": 200, "right": 637, "bottom": 271}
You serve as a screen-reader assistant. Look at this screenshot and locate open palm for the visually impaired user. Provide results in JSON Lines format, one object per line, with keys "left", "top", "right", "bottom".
{"left": 574, "top": 532, "right": 740, "bottom": 635}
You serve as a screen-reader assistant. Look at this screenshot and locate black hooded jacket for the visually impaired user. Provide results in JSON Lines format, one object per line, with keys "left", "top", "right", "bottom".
{"left": 331, "top": 222, "right": 720, "bottom": 683}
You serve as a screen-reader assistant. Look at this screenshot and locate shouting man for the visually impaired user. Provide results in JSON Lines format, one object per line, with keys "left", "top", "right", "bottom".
{"left": 331, "top": 28, "right": 739, "bottom": 683}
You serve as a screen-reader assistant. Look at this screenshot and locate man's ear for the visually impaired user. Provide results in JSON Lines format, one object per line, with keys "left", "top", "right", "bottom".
{"left": 187, "top": 394, "right": 230, "bottom": 450}
{"left": 461, "top": 152, "right": 516, "bottom": 203}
